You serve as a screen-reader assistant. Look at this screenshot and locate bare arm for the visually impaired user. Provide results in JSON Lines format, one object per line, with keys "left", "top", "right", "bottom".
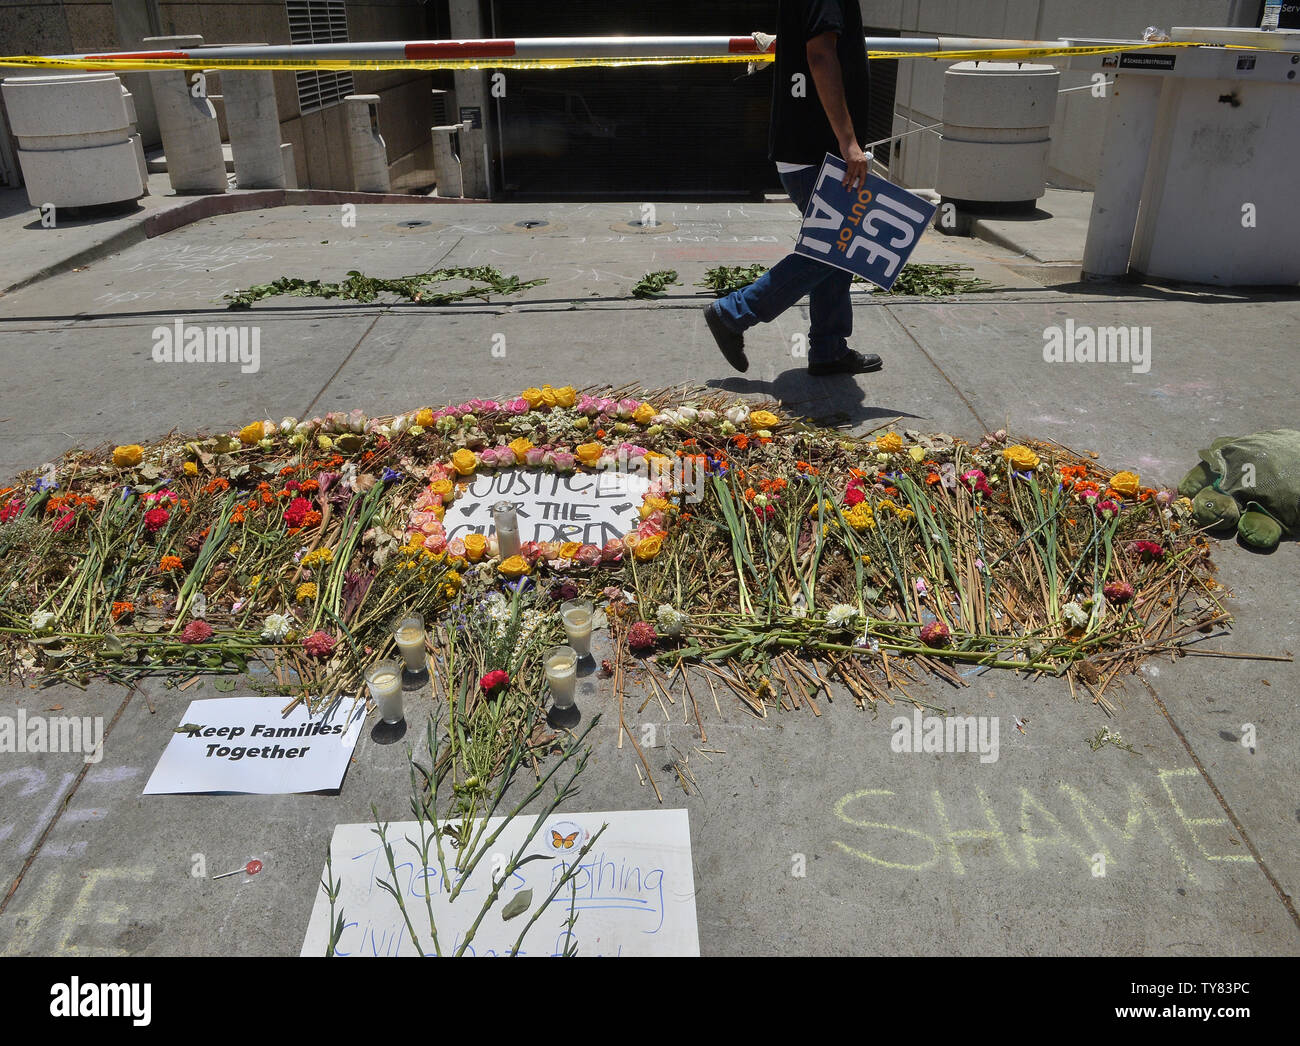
{"left": 806, "top": 31, "right": 869, "bottom": 189}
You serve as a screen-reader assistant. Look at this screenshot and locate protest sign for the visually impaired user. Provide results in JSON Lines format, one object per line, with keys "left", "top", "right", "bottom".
{"left": 144, "top": 696, "right": 365, "bottom": 795}
{"left": 444, "top": 467, "right": 650, "bottom": 547}
{"left": 300, "top": 808, "right": 699, "bottom": 957}
{"left": 793, "top": 153, "right": 938, "bottom": 291}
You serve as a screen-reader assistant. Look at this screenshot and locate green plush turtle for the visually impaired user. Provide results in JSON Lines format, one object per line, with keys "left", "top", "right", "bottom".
{"left": 1178, "top": 429, "right": 1300, "bottom": 550}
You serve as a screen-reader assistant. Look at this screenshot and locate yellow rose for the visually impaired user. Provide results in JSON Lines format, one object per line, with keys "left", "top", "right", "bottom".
{"left": 521, "top": 388, "right": 544, "bottom": 408}
{"left": 1003, "top": 445, "right": 1041, "bottom": 471}
{"left": 558, "top": 542, "right": 582, "bottom": 559}
{"left": 876, "top": 432, "right": 904, "bottom": 454}
{"left": 508, "top": 437, "right": 534, "bottom": 463}
{"left": 633, "top": 535, "right": 664, "bottom": 561}
{"left": 183, "top": 461, "right": 199, "bottom": 476}
{"left": 633, "top": 403, "right": 656, "bottom": 426}
{"left": 415, "top": 408, "right": 434, "bottom": 427}
{"left": 908, "top": 445, "right": 926, "bottom": 463}
{"left": 749, "top": 410, "right": 780, "bottom": 430}
{"left": 553, "top": 386, "right": 576, "bottom": 408}
{"left": 450, "top": 449, "right": 478, "bottom": 476}
{"left": 429, "top": 504, "right": 445, "bottom": 521}
{"left": 497, "top": 555, "right": 531, "bottom": 579}
{"left": 112, "top": 444, "right": 144, "bottom": 468}
{"left": 644, "top": 450, "right": 671, "bottom": 469}
{"left": 640, "top": 496, "right": 670, "bottom": 520}
{"left": 1109, "top": 471, "right": 1140, "bottom": 498}
{"left": 575, "top": 442, "right": 604, "bottom": 467}
{"left": 429, "top": 478, "right": 454, "bottom": 502}
{"left": 463, "top": 534, "right": 487, "bottom": 562}
{"left": 239, "top": 421, "right": 265, "bottom": 445}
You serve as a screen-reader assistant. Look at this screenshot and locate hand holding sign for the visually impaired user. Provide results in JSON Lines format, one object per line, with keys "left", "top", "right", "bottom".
{"left": 793, "top": 154, "right": 938, "bottom": 292}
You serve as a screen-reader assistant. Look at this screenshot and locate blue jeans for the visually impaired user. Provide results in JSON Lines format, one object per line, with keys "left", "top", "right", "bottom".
{"left": 713, "top": 165, "right": 852, "bottom": 367}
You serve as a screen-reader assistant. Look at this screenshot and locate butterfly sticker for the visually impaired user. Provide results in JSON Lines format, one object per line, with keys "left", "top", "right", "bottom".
{"left": 546, "top": 820, "right": 586, "bottom": 852}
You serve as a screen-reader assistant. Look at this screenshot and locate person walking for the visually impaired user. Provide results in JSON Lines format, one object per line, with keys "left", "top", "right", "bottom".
{"left": 705, "top": 0, "right": 881, "bottom": 376}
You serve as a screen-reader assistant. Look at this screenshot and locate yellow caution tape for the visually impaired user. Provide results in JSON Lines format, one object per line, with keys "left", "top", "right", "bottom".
{"left": 0, "top": 42, "right": 1247, "bottom": 73}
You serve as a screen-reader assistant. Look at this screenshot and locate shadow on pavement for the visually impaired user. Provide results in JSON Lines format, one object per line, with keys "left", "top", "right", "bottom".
{"left": 707, "top": 366, "right": 925, "bottom": 430}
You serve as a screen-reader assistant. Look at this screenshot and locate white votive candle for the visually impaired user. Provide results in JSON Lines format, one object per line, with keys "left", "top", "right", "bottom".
{"left": 366, "top": 660, "right": 405, "bottom": 723}
{"left": 393, "top": 614, "right": 426, "bottom": 673}
{"left": 492, "top": 501, "right": 522, "bottom": 559}
{"left": 544, "top": 645, "right": 578, "bottom": 709}
{"left": 560, "top": 600, "right": 593, "bottom": 659}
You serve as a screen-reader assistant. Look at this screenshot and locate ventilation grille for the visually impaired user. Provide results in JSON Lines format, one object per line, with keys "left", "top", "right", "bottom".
{"left": 287, "top": 0, "right": 354, "bottom": 114}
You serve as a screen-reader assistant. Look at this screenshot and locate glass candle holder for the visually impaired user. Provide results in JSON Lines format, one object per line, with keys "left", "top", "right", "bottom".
{"left": 544, "top": 645, "right": 578, "bottom": 709}
{"left": 366, "top": 660, "right": 405, "bottom": 724}
{"left": 559, "top": 600, "right": 593, "bottom": 659}
{"left": 393, "top": 614, "right": 426, "bottom": 673}
{"left": 492, "top": 501, "right": 522, "bottom": 559}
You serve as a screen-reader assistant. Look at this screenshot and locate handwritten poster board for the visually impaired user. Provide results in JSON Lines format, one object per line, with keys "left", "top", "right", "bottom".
{"left": 144, "top": 696, "right": 365, "bottom": 795}
{"left": 445, "top": 468, "right": 650, "bottom": 547}
{"left": 793, "top": 153, "right": 937, "bottom": 291}
{"left": 300, "top": 808, "right": 699, "bottom": 957}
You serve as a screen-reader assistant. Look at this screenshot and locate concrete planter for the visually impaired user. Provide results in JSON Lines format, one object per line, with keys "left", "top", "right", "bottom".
{"left": 937, "top": 62, "right": 1060, "bottom": 208}
{"left": 1, "top": 72, "right": 145, "bottom": 208}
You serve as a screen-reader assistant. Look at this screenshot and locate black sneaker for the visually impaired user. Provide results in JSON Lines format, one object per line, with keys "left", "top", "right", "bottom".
{"left": 808, "top": 349, "right": 883, "bottom": 376}
{"left": 704, "top": 304, "right": 748, "bottom": 373}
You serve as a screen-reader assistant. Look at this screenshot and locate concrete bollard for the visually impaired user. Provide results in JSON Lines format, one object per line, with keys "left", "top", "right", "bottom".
{"left": 431, "top": 124, "right": 464, "bottom": 198}
{"left": 344, "top": 95, "right": 391, "bottom": 193}
{"left": 281, "top": 142, "right": 298, "bottom": 189}
{"left": 937, "top": 62, "right": 1060, "bottom": 210}
{"left": 143, "top": 34, "right": 227, "bottom": 194}
{"left": 1, "top": 71, "right": 144, "bottom": 208}
{"left": 121, "top": 84, "right": 150, "bottom": 196}
{"left": 221, "top": 44, "right": 286, "bottom": 189}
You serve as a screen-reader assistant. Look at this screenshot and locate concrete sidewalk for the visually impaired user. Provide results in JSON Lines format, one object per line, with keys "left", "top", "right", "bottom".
{"left": 0, "top": 198, "right": 1296, "bottom": 956}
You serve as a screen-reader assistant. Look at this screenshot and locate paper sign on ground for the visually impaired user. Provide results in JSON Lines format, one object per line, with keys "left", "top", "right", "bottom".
{"left": 300, "top": 808, "right": 699, "bottom": 956}
{"left": 793, "top": 153, "right": 938, "bottom": 291}
{"left": 144, "top": 696, "right": 365, "bottom": 795}
{"left": 444, "top": 467, "right": 650, "bottom": 547}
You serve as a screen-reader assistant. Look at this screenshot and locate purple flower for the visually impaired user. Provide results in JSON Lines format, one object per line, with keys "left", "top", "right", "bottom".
{"left": 381, "top": 467, "right": 403, "bottom": 483}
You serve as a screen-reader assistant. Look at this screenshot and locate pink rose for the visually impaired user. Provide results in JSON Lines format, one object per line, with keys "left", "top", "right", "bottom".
{"left": 639, "top": 512, "right": 666, "bottom": 533}
{"left": 505, "top": 398, "right": 530, "bottom": 415}
{"left": 576, "top": 544, "right": 602, "bottom": 567}
{"left": 423, "top": 533, "right": 447, "bottom": 554}
{"left": 600, "top": 539, "right": 624, "bottom": 564}
{"left": 447, "top": 537, "right": 466, "bottom": 558}
{"left": 549, "top": 450, "right": 577, "bottom": 472}
{"left": 520, "top": 541, "right": 545, "bottom": 564}
{"left": 524, "top": 447, "right": 548, "bottom": 467}
{"left": 577, "top": 394, "right": 602, "bottom": 416}
{"left": 409, "top": 510, "right": 438, "bottom": 528}
{"left": 616, "top": 398, "right": 640, "bottom": 419}
{"left": 620, "top": 443, "right": 648, "bottom": 459}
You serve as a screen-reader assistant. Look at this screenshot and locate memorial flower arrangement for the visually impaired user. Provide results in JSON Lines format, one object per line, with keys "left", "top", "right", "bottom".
{"left": 0, "top": 386, "right": 1232, "bottom": 736}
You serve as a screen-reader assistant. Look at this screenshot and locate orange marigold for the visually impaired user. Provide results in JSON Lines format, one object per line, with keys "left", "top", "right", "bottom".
{"left": 111, "top": 601, "right": 134, "bottom": 620}
{"left": 159, "top": 555, "right": 183, "bottom": 572}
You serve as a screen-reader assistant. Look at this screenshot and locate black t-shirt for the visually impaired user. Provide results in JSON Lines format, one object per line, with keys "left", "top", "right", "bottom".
{"left": 768, "top": 0, "right": 871, "bottom": 165}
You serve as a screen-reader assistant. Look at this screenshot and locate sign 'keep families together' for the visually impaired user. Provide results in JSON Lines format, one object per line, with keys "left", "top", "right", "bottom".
{"left": 794, "top": 153, "right": 937, "bottom": 291}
